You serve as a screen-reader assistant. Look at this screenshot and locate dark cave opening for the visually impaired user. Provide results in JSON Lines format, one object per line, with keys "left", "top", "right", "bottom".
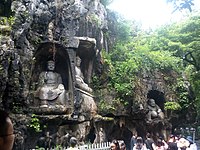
{"left": 86, "top": 126, "right": 96, "bottom": 143}
{"left": 0, "top": 0, "right": 12, "bottom": 17}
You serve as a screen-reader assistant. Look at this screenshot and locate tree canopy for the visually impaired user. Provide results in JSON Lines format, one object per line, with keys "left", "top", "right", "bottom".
{"left": 95, "top": 9, "right": 200, "bottom": 125}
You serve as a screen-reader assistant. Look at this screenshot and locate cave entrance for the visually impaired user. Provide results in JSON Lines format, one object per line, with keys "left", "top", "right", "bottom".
{"left": 147, "top": 90, "right": 165, "bottom": 112}
{"left": 86, "top": 126, "right": 96, "bottom": 143}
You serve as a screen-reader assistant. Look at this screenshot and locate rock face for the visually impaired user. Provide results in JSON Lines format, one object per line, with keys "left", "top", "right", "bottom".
{"left": 0, "top": 0, "right": 107, "bottom": 149}
{"left": 0, "top": 0, "right": 179, "bottom": 149}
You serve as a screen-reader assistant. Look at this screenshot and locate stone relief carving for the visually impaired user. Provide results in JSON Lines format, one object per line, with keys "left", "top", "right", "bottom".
{"left": 146, "top": 98, "right": 164, "bottom": 123}
{"left": 75, "top": 56, "right": 93, "bottom": 93}
{"left": 34, "top": 60, "right": 66, "bottom": 107}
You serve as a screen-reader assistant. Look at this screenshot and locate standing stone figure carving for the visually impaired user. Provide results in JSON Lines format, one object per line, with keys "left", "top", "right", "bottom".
{"left": 35, "top": 60, "right": 65, "bottom": 107}
{"left": 75, "top": 56, "right": 92, "bottom": 93}
{"left": 99, "top": 128, "right": 106, "bottom": 143}
{"left": 146, "top": 99, "right": 164, "bottom": 122}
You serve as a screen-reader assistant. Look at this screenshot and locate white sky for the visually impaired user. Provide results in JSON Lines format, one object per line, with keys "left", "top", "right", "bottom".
{"left": 107, "top": 0, "right": 200, "bottom": 29}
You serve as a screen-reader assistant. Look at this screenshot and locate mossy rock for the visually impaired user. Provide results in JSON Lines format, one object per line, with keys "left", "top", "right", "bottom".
{"left": 0, "top": 25, "right": 11, "bottom": 35}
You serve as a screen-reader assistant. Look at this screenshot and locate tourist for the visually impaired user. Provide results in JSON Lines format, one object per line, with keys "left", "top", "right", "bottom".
{"left": 0, "top": 109, "right": 15, "bottom": 150}
{"left": 145, "top": 133, "right": 154, "bottom": 150}
{"left": 119, "top": 140, "right": 126, "bottom": 150}
{"left": 167, "top": 134, "right": 178, "bottom": 150}
{"left": 67, "top": 137, "right": 79, "bottom": 150}
{"left": 110, "top": 139, "right": 120, "bottom": 150}
{"left": 177, "top": 137, "right": 190, "bottom": 150}
{"left": 133, "top": 136, "right": 148, "bottom": 150}
{"left": 152, "top": 137, "right": 168, "bottom": 150}
{"left": 185, "top": 136, "right": 197, "bottom": 150}
{"left": 130, "top": 133, "right": 137, "bottom": 150}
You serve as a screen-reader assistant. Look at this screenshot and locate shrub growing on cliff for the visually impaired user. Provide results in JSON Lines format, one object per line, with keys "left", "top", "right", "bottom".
{"left": 97, "top": 37, "right": 182, "bottom": 109}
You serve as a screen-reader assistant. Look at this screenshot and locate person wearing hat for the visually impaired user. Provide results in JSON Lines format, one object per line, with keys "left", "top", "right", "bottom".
{"left": 177, "top": 138, "right": 190, "bottom": 150}
{"left": 67, "top": 137, "right": 79, "bottom": 150}
{"left": 133, "top": 136, "right": 148, "bottom": 150}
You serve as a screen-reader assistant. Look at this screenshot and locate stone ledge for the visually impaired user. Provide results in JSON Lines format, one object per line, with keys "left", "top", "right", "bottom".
{"left": 28, "top": 106, "right": 73, "bottom": 115}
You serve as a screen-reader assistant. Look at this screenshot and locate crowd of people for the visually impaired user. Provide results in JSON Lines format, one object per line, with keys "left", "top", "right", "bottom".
{"left": 110, "top": 133, "right": 198, "bottom": 150}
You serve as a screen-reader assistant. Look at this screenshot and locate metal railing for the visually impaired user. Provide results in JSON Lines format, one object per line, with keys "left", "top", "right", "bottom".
{"left": 32, "top": 142, "right": 111, "bottom": 150}
{"left": 79, "top": 142, "right": 110, "bottom": 150}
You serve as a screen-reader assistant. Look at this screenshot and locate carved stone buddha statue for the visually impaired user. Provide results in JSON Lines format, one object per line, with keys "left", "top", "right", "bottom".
{"left": 75, "top": 56, "right": 93, "bottom": 93}
{"left": 35, "top": 60, "right": 66, "bottom": 107}
{"left": 146, "top": 98, "right": 164, "bottom": 123}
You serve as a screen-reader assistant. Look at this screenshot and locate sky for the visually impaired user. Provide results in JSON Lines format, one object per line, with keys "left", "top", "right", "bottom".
{"left": 107, "top": 0, "right": 200, "bottom": 29}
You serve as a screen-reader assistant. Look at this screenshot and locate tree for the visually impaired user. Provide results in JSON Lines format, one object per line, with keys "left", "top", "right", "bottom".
{"left": 98, "top": 8, "right": 200, "bottom": 122}
{"left": 167, "top": 0, "right": 194, "bottom": 12}
{"left": 143, "top": 12, "right": 200, "bottom": 121}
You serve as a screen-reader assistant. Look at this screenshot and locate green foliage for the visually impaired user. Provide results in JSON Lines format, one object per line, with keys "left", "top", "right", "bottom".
{"left": 12, "top": 103, "right": 23, "bottom": 113}
{"left": 28, "top": 114, "right": 42, "bottom": 132}
{"left": 91, "top": 75, "right": 101, "bottom": 89}
{"left": 189, "top": 71, "right": 200, "bottom": 118}
{"left": 114, "top": 19, "right": 134, "bottom": 42}
{"left": 175, "top": 78, "right": 191, "bottom": 109}
{"left": 98, "top": 99, "right": 116, "bottom": 113}
{"left": 97, "top": 12, "right": 200, "bottom": 119}
{"left": 168, "top": 14, "right": 200, "bottom": 71}
{"left": 0, "top": 16, "right": 15, "bottom": 25}
{"left": 164, "top": 101, "right": 181, "bottom": 111}
{"left": 91, "top": 50, "right": 112, "bottom": 89}
{"left": 107, "top": 11, "right": 136, "bottom": 43}
{"left": 164, "top": 14, "right": 200, "bottom": 118}
{"left": 98, "top": 33, "right": 182, "bottom": 107}
{"left": 88, "top": 14, "right": 101, "bottom": 27}
{"left": 148, "top": 50, "right": 182, "bottom": 71}
{"left": 35, "top": 147, "right": 45, "bottom": 150}
{"left": 110, "top": 41, "right": 181, "bottom": 72}
{"left": 98, "top": 97, "right": 129, "bottom": 114}
{"left": 7, "top": 16, "right": 15, "bottom": 26}
{"left": 139, "top": 13, "right": 200, "bottom": 118}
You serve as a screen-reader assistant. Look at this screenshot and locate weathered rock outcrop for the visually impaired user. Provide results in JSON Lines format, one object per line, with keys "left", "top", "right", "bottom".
{"left": 0, "top": 0, "right": 108, "bottom": 149}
